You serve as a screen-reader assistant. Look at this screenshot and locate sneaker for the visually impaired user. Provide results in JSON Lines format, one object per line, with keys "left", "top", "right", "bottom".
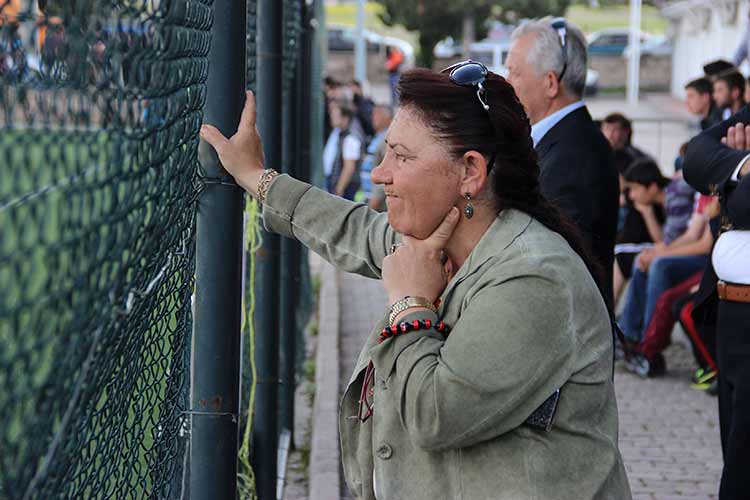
{"left": 691, "top": 368, "right": 705, "bottom": 384}
{"left": 691, "top": 369, "right": 718, "bottom": 390}
{"left": 624, "top": 352, "right": 666, "bottom": 378}
{"left": 615, "top": 335, "right": 638, "bottom": 362}
{"left": 624, "top": 353, "right": 651, "bottom": 378}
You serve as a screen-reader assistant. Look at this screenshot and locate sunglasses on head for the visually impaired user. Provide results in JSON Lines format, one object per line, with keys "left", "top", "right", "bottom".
{"left": 441, "top": 59, "right": 490, "bottom": 112}
{"left": 550, "top": 18, "right": 568, "bottom": 82}
{"left": 440, "top": 59, "right": 497, "bottom": 172}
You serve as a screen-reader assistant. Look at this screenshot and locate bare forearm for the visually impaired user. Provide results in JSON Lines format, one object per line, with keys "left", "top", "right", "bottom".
{"left": 668, "top": 216, "right": 706, "bottom": 248}
{"left": 666, "top": 231, "right": 692, "bottom": 249}
{"left": 663, "top": 227, "right": 713, "bottom": 257}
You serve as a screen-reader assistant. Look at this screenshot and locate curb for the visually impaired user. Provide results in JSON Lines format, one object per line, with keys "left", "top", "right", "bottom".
{"left": 309, "top": 262, "right": 341, "bottom": 500}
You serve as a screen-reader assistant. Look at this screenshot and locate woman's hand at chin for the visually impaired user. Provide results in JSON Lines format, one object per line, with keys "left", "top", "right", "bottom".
{"left": 200, "top": 91, "right": 266, "bottom": 196}
{"left": 382, "top": 207, "right": 460, "bottom": 305}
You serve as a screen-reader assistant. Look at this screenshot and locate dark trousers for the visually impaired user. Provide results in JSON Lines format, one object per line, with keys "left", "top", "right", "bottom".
{"left": 325, "top": 176, "right": 358, "bottom": 201}
{"left": 717, "top": 299, "right": 750, "bottom": 499}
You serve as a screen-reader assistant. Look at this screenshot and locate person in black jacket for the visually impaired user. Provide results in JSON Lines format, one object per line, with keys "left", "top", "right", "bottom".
{"left": 685, "top": 77, "right": 723, "bottom": 132}
{"left": 507, "top": 17, "right": 619, "bottom": 306}
{"left": 683, "top": 108, "right": 750, "bottom": 500}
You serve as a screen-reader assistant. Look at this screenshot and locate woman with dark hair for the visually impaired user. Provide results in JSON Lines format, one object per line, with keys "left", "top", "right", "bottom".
{"left": 201, "top": 63, "right": 631, "bottom": 500}
{"left": 613, "top": 158, "right": 669, "bottom": 303}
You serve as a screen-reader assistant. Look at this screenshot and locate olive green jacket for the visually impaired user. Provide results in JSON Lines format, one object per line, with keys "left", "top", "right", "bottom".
{"left": 263, "top": 175, "right": 632, "bottom": 500}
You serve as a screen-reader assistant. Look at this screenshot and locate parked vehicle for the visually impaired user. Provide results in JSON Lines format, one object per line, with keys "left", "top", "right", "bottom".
{"left": 433, "top": 36, "right": 460, "bottom": 59}
{"left": 327, "top": 24, "right": 414, "bottom": 66}
{"left": 587, "top": 28, "right": 671, "bottom": 57}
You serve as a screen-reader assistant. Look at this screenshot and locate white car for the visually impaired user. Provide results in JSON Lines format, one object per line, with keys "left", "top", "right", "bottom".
{"left": 328, "top": 24, "right": 414, "bottom": 67}
{"left": 587, "top": 28, "right": 671, "bottom": 58}
{"left": 434, "top": 37, "right": 460, "bottom": 59}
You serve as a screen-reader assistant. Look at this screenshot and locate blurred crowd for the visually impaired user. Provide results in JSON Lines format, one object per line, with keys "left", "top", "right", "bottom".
{"left": 322, "top": 16, "right": 749, "bottom": 499}
{"left": 323, "top": 76, "right": 393, "bottom": 211}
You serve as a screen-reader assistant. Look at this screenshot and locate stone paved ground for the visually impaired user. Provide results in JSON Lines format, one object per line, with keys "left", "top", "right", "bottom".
{"left": 338, "top": 270, "right": 390, "bottom": 500}
{"left": 282, "top": 334, "right": 314, "bottom": 500}
{"left": 335, "top": 270, "right": 723, "bottom": 500}
{"left": 615, "top": 334, "right": 722, "bottom": 499}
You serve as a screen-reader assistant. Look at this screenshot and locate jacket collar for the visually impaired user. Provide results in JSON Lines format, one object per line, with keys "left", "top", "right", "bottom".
{"left": 534, "top": 105, "right": 592, "bottom": 159}
{"left": 438, "top": 208, "right": 533, "bottom": 306}
{"left": 344, "top": 209, "right": 534, "bottom": 391}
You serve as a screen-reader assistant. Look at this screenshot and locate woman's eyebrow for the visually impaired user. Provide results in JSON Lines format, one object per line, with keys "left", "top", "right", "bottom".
{"left": 385, "top": 139, "right": 412, "bottom": 153}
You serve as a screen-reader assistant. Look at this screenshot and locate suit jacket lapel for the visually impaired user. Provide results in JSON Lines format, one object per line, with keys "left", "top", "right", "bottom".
{"left": 535, "top": 133, "right": 558, "bottom": 160}
{"left": 534, "top": 106, "right": 591, "bottom": 161}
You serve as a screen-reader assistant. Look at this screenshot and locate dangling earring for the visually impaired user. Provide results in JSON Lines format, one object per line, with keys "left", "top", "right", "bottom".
{"left": 463, "top": 192, "right": 474, "bottom": 219}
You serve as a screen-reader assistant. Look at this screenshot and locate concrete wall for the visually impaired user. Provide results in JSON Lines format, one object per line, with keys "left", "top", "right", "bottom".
{"left": 665, "top": 0, "right": 749, "bottom": 98}
{"left": 589, "top": 54, "right": 672, "bottom": 91}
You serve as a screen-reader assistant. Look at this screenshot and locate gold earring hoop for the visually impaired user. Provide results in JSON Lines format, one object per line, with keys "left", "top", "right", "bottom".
{"left": 463, "top": 192, "right": 474, "bottom": 219}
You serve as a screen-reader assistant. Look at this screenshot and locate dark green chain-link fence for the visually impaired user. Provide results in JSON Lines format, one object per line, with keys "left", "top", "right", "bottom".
{"left": 1, "top": 0, "right": 323, "bottom": 497}
{"left": 0, "top": 0, "right": 210, "bottom": 497}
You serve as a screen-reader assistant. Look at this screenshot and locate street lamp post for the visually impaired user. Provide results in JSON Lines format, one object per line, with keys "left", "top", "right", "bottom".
{"left": 627, "top": 0, "right": 642, "bottom": 105}
{"left": 354, "top": 0, "right": 367, "bottom": 84}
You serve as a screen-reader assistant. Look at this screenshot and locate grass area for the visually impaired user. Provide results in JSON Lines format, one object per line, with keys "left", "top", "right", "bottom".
{"left": 566, "top": 4, "right": 668, "bottom": 35}
{"left": 325, "top": 1, "right": 668, "bottom": 43}
{"left": 1, "top": 128, "right": 188, "bottom": 497}
{"left": 325, "top": 1, "right": 384, "bottom": 29}
{"left": 325, "top": 1, "right": 419, "bottom": 47}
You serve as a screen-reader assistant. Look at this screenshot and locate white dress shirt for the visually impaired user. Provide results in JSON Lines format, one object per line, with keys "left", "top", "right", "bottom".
{"left": 712, "top": 158, "right": 750, "bottom": 284}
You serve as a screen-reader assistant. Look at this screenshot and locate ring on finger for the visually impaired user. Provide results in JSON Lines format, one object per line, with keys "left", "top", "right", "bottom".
{"left": 389, "top": 243, "right": 404, "bottom": 255}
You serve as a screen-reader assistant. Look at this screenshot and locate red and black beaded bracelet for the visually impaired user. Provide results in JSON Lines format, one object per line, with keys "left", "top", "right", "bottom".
{"left": 376, "top": 318, "right": 450, "bottom": 344}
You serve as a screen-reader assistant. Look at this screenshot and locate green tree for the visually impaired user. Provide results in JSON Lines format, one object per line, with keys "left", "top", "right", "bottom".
{"left": 377, "top": 0, "right": 570, "bottom": 68}
{"left": 377, "top": 0, "right": 464, "bottom": 68}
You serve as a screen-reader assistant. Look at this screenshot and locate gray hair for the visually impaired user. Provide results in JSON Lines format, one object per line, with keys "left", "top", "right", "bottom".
{"left": 511, "top": 17, "right": 587, "bottom": 98}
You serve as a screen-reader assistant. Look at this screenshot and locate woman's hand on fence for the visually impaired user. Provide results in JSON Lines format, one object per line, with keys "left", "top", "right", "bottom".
{"left": 200, "top": 91, "right": 266, "bottom": 196}
{"left": 383, "top": 207, "right": 460, "bottom": 305}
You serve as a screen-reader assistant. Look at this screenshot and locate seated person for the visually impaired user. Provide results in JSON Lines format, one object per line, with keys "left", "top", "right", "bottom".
{"left": 626, "top": 262, "right": 719, "bottom": 393}
{"left": 617, "top": 195, "right": 716, "bottom": 347}
{"left": 663, "top": 144, "right": 697, "bottom": 244}
{"left": 614, "top": 159, "right": 668, "bottom": 303}
{"left": 624, "top": 271, "right": 702, "bottom": 377}
{"left": 601, "top": 113, "right": 649, "bottom": 234}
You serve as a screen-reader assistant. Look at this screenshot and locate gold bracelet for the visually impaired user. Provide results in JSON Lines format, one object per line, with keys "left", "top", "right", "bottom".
{"left": 256, "top": 168, "right": 279, "bottom": 204}
{"left": 388, "top": 296, "right": 437, "bottom": 326}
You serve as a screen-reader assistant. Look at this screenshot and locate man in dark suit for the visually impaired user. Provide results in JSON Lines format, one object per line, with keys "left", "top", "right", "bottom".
{"left": 684, "top": 109, "right": 750, "bottom": 500}
{"left": 507, "top": 18, "right": 619, "bottom": 306}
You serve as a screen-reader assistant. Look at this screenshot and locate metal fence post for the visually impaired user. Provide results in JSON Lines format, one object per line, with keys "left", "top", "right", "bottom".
{"left": 298, "top": 0, "right": 312, "bottom": 187}
{"left": 279, "top": 0, "right": 303, "bottom": 450}
{"left": 309, "top": 0, "right": 326, "bottom": 187}
{"left": 253, "top": 0, "right": 283, "bottom": 498}
{"left": 191, "top": 0, "right": 247, "bottom": 498}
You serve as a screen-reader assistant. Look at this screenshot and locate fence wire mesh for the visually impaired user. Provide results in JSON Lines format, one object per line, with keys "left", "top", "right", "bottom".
{"left": 0, "top": 0, "right": 212, "bottom": 498}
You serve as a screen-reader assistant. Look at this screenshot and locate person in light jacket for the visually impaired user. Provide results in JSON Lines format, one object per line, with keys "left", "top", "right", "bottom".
{"left": 200, "top": 63, "right": 631, "bottom": 500}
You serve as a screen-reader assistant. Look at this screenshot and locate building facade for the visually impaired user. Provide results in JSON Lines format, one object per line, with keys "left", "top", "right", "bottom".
{"left": 664, "top": 0, "right": 749, "bottom": 97}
